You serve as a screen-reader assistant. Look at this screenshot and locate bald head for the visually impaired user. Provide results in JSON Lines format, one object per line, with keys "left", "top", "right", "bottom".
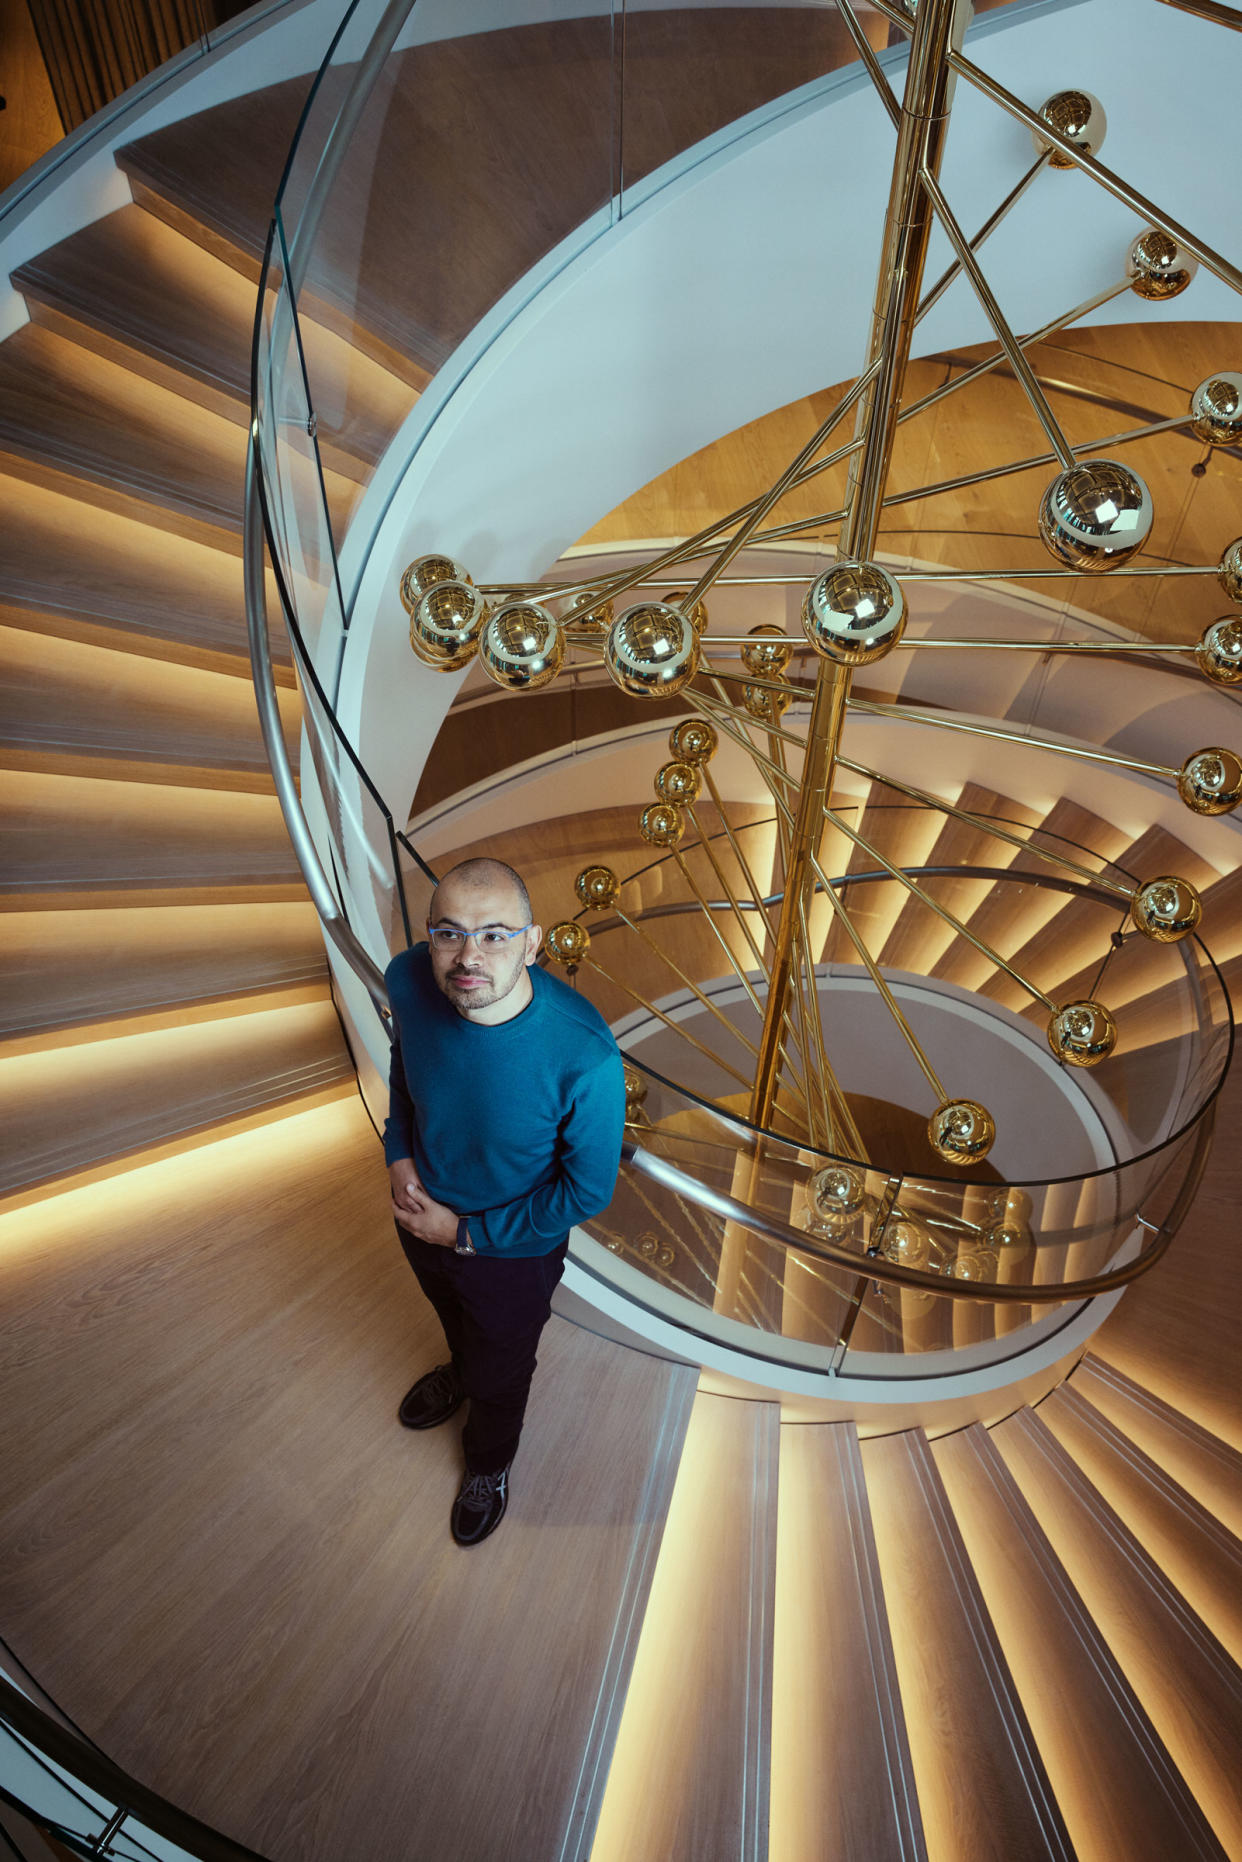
{"left": 430, "top": 858, "right": 531, "bottom": 928}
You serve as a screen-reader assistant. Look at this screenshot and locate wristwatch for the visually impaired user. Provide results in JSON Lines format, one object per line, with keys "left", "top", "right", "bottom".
{"left": 455, "top": 1216, "right": 477, "bottom": 1256}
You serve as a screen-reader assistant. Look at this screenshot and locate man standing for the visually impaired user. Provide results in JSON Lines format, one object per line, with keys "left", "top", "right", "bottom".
{"left": 384, "top": 856, "right": 625, "bottom": 1546}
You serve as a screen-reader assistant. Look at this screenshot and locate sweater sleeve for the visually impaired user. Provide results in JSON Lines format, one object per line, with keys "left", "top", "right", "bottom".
{"left": 471, "top": 1046, "right": 625, "bottom": 1253}
{"left": 383, "top": 1021, "right": 416, "bottom": 1165}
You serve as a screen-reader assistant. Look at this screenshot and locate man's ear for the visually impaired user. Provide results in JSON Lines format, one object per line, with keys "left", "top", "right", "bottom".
{"left": 526, "top": 924, "right": 543, "bottom": 965}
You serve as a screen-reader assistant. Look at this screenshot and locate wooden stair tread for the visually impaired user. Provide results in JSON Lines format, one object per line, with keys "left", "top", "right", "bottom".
{"left": 1074, "top": 1357, "right": 1242, "bottom": 1538}
{"left": 0, "top": 998, "right": 352, "bottom": 1196}
{"left": 0, "top": 769, "right": 304, "bottom": 902}
{"left": 0, "top": 624, "right": 300, "bottom": 786}
{"left": 0, "top": 1102, "right": 697, "bottom": 1856}
{"left": 0, "top": 902, "right": 326, "bottom": 1042}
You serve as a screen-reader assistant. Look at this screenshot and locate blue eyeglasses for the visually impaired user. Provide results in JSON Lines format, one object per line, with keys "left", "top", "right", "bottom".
{"left": 426, "top": 923, "right": 532, "bottom": 953}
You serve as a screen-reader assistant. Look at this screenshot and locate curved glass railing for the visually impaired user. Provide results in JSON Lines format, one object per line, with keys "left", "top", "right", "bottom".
{"left": 244, "top": 0, "right": 1235, "bottom": 1373}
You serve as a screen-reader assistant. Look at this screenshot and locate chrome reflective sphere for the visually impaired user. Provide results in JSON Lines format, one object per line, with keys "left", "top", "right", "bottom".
{"left": 565, "top": 596, "right": 614, "bottom": 634}
{"left": 1220, "top": 539, "right": 1242, "bottom": 604}
{"left": 1131, "top": 875, "right": 1202, "bottom": 943}
{"left": 802, "top": 560, "right": 907, "bottom": 665}
{"left": 742, "top": 624, "right": 794, "bottom": 676}
{"left": 1196, "top": 617, "right": 1242, "bottom": 686}
{"left": 1178, "top": 747, "right": 1242, "bottom": 815}
{"left": 409, "top": 579, "right": 489, "bottom": 671}
{"left": 1190, "top": 372, "right": 1242, "bottom": 447}
{"left": 1037, "top": 459, "right": 1153, "bottom": 572}
{"left": 544, "top": 921, "right": 590, "bottom": 966}
{"left": 742, "top": 683, "right": 791, "bottom": 722}
{"left": 882, "top": 1217, "right": 931, "bottom": 1270}
{"left": 669, "top": 718, "right": 717, "bottom": 764}
{"left": 606, "top": 603, "right": 700, "bottom": 699}
{"left": 808, "top": 1163, "right": 866, "bottom": 1224}
{"left": 1047, "top": 999, "right": 1117, "bottom": 1067}
{"left": 663, "top": 589, "right": 710, "bottom": 634}
{"left": 655, "top": 759, "right": 701, "bottom": 805}
{"left": 638, "top": 801, "right": 684, "bottom": 847}
{"left": 1127, "top": 227, "right": 1198, "bottom": 301}
{"left": 400, "top": 553, "right": 470, "bottom": 613}
{"left": 575, "top": 865, "right": 620, "bottom": 912}
{"left": 1034, "top": 88, "right": 1106, "bottom": 165}
{"left": 928, "top": 1098, "right": 996, "bottom": 1165}
{"left": 478, "top": 601, "right": 564, "bottom": 692}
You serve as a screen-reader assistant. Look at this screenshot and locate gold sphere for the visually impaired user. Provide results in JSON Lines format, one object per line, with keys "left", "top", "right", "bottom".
{"left": 655, "top": 759, "right": 701, "bottom": 805}
{"left": 638, "top": 801, "right": 684, "bottom": 847}
{"left": 575, "top": 865, "right": 621, "bottom": 912}
{"left": 669, "top": 718, "right": 717, "bottom": 764}
{"left": 980, "top": 1218, "right": 1031, "bottom": 1255}
{"left": 742, "top": 624, "right": 794, "bottom": 676}
{"left": 882, "top": 1217, "right": 931, "bottom": 1270}
{"left": 1047, "top": 1000, "right": 1117, "bottom": 1067}
{"left": 1127, "top": 227, "right": 1198, "bottom": 301}
{"left": 993, "top": 1185, "right": 1032, "bottom": 1225}
{"left": 1219, "top": 539, "right": 1242, "bottom": 604}
{"left": 663, "top": 589, "right": 710, "bottom": 634}
{"left": 1178, "top": 747, "right": 1242, "bottom": 816}
{"left": 400, "top": 553, "right": 470, "bottom": 613}
{"left": 802, "top": 560, "right": 907, "bottom": 665}
{"left": 928, "top": 1099, "right": 996, "bottom": 1165}
{"left": 949, "top": 1247, "right": 997, "bottom": 1284}
{"left": 1132, "top": 875, "right": 1203, "bottom": 943}
{"left": 544, "top": 920, "right": 590, "bottom": 966}
{"left": 742, "top": 683, "right": 791, "bottom": 722}
{"left": 808, "top": 1163, "right": 866, "bottom": 1224}
{"left": 1038, "top": 459, "right": 1153, "bottom": 572}
{"left": 1034, "top": 88, "right": 1106, "bottom": 165}
{"left": 409, "top": 580, "right": 489, "bottom": 671}
{"left": 565, "top": 595, "right": 614, "bottom": 633}
{"left": 606, "top": 603, "right": 700, "bottom": 699}
{"left": 623, "top": 1066, "right": 649, "bottom": 1119}
{"left": 1190, "top": 372, "right": 1242, "bottom": 447}
{"left": 478, "top": 601, "right": 564, "bottom": 692}
{"left": 1196, "top": 617, "right": 1242, "bottom": 686}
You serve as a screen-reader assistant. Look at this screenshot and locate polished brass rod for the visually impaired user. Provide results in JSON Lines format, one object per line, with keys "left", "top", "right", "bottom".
{"left": 686, "top": 802, "right": 772, "bottom": 978}
{"left": 866, "top": 0, "right": 915, "bottom": 34}
{"left": 835, "top": 0, "right": 901, "bottom": 126}
{"left": 847, "top": 696, "right": 1176, "bottom": 779}
{"left": 879, "top": 413, "right": 1188, "bottom": 510}
{"left": 788, "top": 911, "right": 835, "bottom": 1150}
{"left": 796, "top": 888, "right": 869, "bottom": 1159}
{"left": 699, "top": 765, "right": 777, "bottom": 931}
{"left": 920, "top": 165, "right": 1076, "bottom": 468}
{"left": 689, "top": 634, "right": 1194, "bottom": 651}
{"left": 836, "top": 752, "right": 1137, "bottom": 899}
{"left": 1156, "top": 0, "right": 1242, "bottom": 26}
{"left": 691, "top": 689, "right": 807, "bottom": 781}
{"left": 826, "top": 805, "right": 1059, "bottom": 1009}
{"left": 915, "top": 149, "right": 1051, "bottom": 326}
{"left": 947, "top": 49, "right": 1242, "bottom": 295}
{"left": 613, "top": 906, "right": 766, "bottom": 1059}
{"left": 808, "top": 846, "right": 949, "bottom": 1101}
{"left": 671, "top": 848, "right": 768, "bottom": 1018}
{"left": 581, "top": 954, "right": 755, "bottom": 1090}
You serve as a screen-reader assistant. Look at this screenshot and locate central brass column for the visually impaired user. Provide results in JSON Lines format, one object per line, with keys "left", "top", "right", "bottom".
{"left": 749, "top": 0, "right": 974, "bottom": 1134}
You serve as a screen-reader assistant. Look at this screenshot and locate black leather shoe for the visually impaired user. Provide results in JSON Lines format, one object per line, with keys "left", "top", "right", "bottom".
{"left": 398, "top": 1362, "right": 464, "bottom": 1430}
{"left": 451, "top": 1465, "right": 510, "bottom": 1546}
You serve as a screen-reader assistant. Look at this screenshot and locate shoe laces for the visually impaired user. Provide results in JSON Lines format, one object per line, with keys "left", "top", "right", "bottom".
{"left": 426, "top": 1363, "right": 460, "bottom": 1401}
{"left": 460, "top": 1468, "right": 504, "bottom": 1506}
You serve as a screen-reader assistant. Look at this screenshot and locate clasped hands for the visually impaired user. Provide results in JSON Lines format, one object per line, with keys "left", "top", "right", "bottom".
{"left": 390, "top": 1159, "right": 459, "bottom": 1246}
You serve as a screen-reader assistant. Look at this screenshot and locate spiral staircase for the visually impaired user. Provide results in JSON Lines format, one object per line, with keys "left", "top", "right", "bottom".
{"left": 2, "top": 6, "right": 1241, "bottom": 1860}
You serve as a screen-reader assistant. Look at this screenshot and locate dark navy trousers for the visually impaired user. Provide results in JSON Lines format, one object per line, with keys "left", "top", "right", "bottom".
{"left": 396, "top": 1229, "right": 568, "bottom": 1474}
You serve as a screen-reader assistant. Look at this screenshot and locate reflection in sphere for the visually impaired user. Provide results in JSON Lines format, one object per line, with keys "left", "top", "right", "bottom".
{"left": 1127, "top": 227, "right": 1199, "bottom": 300}
{"left": 883, "top": 1218, "right": 930, "bottom": 1270}
{"left": 1047, "top": 999, "right": 1117, "bottom": 1067}
{"left": 1037, "top": 459, "right": 1152, "bottom": 572}
{"left": 669, "top": 718, "right": 717, "bottom": 764}
{"left": 1034, "top": 88, "right": 1106, "bottom": 165}
{"left": 742, "top": 684, "right": 791, "bottom": 722}
{"left": 1178, "top": 748, "right": 1242, "bottom": 816}
{"left": 575, "top": 865, "right": 620, "bottom": 912}
{"left": 950, "top": 1248, "right": 997, "bottom": 1283}
{"left": 1131, "top": 875, "right": 1202, "bottom": 943}
{"left": 606, "top": 603, "right": 699, "bottom": 698}
{"left": 809, "top": 1164, "right": 866, "bottom": 1222}
{"left": 409, "top": 580, "right": 489, "bottom": 671}
{"left": 981, "top": 1219, "right": 1031, "bottom": 1255}
{"left": 928, "top": 1098, "right": 995, "bottom": 1165}
{"left": 400, "top": 553, "right": 470, "bottom": 612}
{"left": 1196, "top": 617, "right": 1242, "bottom": 686}
{"left": 544, "top": 921, "right": 590, "bottom": 966}
{"left": 994, "top": 1186, "right": 1033, "bottom": 1225}
{"left": 1220, "top": 539, "right": 1242, "bottom": 604}
{"left": 623, "top": 1066, "right": 648, "bottom": 1119}
{"left": 639, "top": 801, "right": 684, "bottom": 847}
{"left": 803, "top": 560, "right": 907, "bottom": 664}
{"left": 565, "top": 595, "right": 614, "bottom": 633}
{"left": 663, "top": 590, "right": 710, "bottom": 634}
{"left": 655, "top": 759, "right": 701, "bottom": 805}
{"left": 478, "top": 602, "right": 564, "bottom": 692}
{"left": 1190, "top": 372, "right": 1242, "bottom": 446}
{"left": 742, "top": 624, "right": 794, "bottom": 675}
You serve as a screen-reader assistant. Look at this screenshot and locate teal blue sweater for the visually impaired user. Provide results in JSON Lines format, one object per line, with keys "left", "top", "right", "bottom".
{"left": 383, "top": 944, "right": 626, "bottom": 1257}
